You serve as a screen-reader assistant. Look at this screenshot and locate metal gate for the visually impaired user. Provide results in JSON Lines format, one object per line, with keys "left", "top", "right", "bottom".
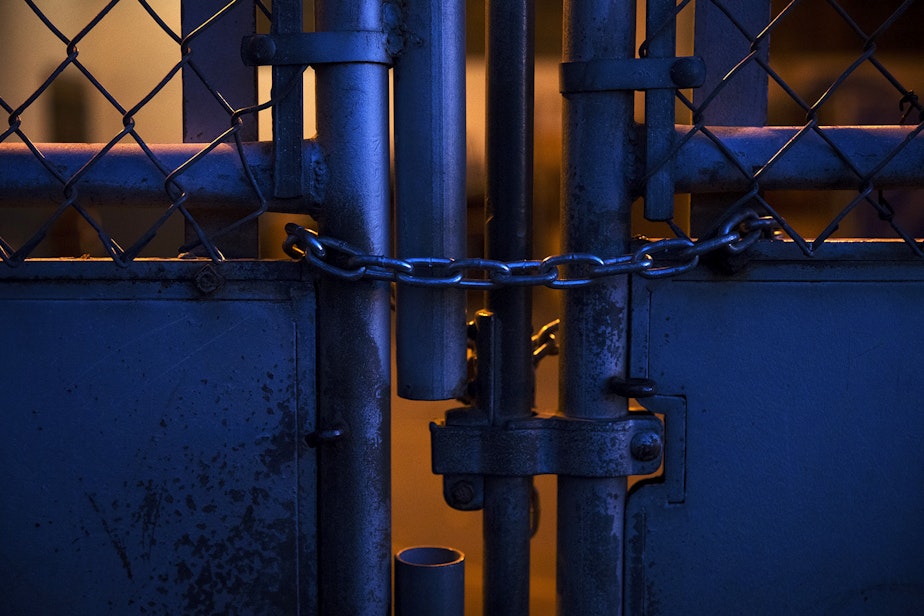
{"left": 1, "top": 0, "right": 923, "bottom": 614}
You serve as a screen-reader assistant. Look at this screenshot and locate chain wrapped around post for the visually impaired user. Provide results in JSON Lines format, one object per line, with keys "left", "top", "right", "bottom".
{"left": 283, "top": 210, "right": 776, "bottom": 288}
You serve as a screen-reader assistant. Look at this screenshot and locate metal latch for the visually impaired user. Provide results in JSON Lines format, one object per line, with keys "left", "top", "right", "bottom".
{"left": 431, "top": 310, "right": 664, "bottom": 511}
{"left": 431, "top": 409, "right": 663, "bottom": 510}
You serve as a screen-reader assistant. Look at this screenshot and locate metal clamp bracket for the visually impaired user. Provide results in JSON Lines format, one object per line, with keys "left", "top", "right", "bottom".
{"left": 242, "top": 31, "right": 393, "bottom": 67}
{"left": 560, "top": 56, "right": 705, "bottom": 94}
{"left": 431, "top": 408, "right": 663, "bottom": 509}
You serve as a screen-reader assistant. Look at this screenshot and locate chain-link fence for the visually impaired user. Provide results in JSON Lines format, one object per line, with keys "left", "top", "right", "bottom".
{"left": 642, "top": 0, "right": 924, "bottom": 257}
{"left": 0, "top": 0, "right": 303, "bottom": 265}
{"left": 2, "top": 1, "right": 923, "bottom": 270}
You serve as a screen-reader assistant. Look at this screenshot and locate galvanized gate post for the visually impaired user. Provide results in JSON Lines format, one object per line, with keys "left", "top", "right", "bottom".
{"left": 484, "top": 0, "right": 535, "bottom": 614}
{"left": 558, "top": 0, "right": 636, "bottom": 613}
{"left": 313, "top": 0, "right": 392, "bottom": 612}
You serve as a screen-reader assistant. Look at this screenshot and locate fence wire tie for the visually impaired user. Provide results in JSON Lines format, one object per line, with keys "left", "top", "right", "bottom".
{"left": 899, "top": 90, "right": 920, "bottom": 125}
{"left": 282, "top": 219, "right": 777, "bottom": 288}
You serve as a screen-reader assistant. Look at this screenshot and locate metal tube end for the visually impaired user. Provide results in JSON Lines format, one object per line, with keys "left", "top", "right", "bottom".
{"left": 395, "top": 546, "right": 465, "bottom": 616}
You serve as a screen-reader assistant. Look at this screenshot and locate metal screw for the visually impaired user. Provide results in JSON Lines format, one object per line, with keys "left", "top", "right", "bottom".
{"left": 630, "top": 431, "right": 662, "bottom": 462}
{"left": 449, "top": 480, "right": 475, "bottom": 506}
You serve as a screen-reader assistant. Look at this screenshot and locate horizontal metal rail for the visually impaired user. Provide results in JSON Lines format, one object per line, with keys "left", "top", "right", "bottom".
{"left": 3, "top": 125, "right": 922, "bottom": 213}
{"left": 0, "top": 141, "right": 324, "bottom": 212}
{"left": 671, "top": 125, "right": 924, "bottom": 193}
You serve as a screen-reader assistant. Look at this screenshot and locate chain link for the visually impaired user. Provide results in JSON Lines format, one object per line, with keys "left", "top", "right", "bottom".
{"left": 283, "top": 211, "right": 776, "bottom": 289}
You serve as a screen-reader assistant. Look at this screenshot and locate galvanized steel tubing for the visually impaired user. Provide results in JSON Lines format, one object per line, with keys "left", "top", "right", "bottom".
{"left": 483, "top": 0, "right": 535, "bottom": 614}
{"left": 314, "top": 0, "right": 392, "bottom": 612}
{"left": 0, "top": 141, "right": 324, "bottom": 213}
{"left": 4, "top": 127, "right": 924, "bottom": 211}
{"left": 559, "top": 0, "right": 636, "bottom": 614}
{"left": 394, "top": 0, "right": 468, "bottom": 401}
{"left": 394, "top": 546, "right": 465, "bottom": 616}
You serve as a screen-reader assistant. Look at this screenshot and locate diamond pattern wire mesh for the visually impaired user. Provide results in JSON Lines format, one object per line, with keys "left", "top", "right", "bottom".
{"left": 0, "top": 0, "right": 277, "bottom": 265}
{"left": 644, "top": 0, "right": 924, "bottom": 256}
{"left": 4, "top": 1, "right": 924, "bottom": 266}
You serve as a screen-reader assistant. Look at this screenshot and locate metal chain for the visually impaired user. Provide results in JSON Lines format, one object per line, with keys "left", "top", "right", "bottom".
{"left": 283, "top": 210, "right": 777, "bottom": 289}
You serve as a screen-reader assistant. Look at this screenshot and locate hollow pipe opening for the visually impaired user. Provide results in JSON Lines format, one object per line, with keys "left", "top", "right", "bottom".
{"left": 395, "top": 546, "right": 465, "bottom": 616}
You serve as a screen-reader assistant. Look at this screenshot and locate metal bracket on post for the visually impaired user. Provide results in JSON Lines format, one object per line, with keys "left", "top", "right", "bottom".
{"left": 433, "top": 309, "right": 663, "bottom": 512}
{"left": 264, "top": 0, "right": 303, "bottom": 200}
{"left": 432, "top": 410, "right": 663, "bottom": 511}
{"left": 432, "top": 311, "right": 663, "bottom": 511}
{"left": 241, "top": 29, "right": 393, "bottom": 204}
{"left": 240, "top": 7, "right": 393, "bottom": 201}
{"left": 643, "top": 0, "right": 685, "bottom": 222}
{"left": 241, "top": 32, "right": 394, "bottom": 67}
{"left": 559, "top": 53, "right": 705, "bottom": 224}
{"left": 559, "top": 56, "right": 705, "bottom": 94}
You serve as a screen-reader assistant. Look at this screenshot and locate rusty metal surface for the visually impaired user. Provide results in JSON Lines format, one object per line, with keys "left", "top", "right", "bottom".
{"left": 431, "top": 412, "right": 663, "bottom": 478}
{"left": 0, "top": 261, "right": 316, "bottom": 615}
{"left": 312, "top": 0, "right": 393, "bottom": 611}
{"left": 557, "top": 0, "right": 637, "bottom": 613}
{"left": 267, "top": 0, "right": 304, "bottom": 201}
{"left": 393, "top": 0, "right": 467, "bottom": 401}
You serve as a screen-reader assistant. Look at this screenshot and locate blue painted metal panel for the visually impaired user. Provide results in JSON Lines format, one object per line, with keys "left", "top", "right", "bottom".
{"left": 0, "top": 262, "right": 316, "bottom": 615}
{"left": 626, "top": 242, "right": 924, "bottom": 614}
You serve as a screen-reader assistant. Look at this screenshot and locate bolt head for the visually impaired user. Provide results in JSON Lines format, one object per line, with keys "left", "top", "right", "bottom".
{"left": 630, "top": 431, "right": 662, "bottom": 462}
{"left": 449, "top": 480, "right": 475, "bottom": 506}
{"left": 247, "top": 36, "right": 276, "bottom": 63}
{"left": 670, "top": 56, "right": 707, "bottom": 88}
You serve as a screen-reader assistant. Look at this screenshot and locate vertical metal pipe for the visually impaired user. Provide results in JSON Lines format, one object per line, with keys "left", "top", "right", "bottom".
{"left": 394, "top": 0, "right": 467, "bottom": 401}
{"left": 395, "top": 546, "right": 465, "bottom": 616}
{"left": 558, "top": 0, "right": 635, "bottom": 614}
{"left": 483, "top": 0, "right": 534, "bottom": 614}
{"left": 270, "top": 0, "right": 304, "bottom": 199}
{"left": 483, "top": 475, "right": 531, "bottom": 615}
{"left": 644, "top": 0, "right": 676, "bottom": 222}
{"left": 314, "top": 0, "right": 391, "bottom": 613}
